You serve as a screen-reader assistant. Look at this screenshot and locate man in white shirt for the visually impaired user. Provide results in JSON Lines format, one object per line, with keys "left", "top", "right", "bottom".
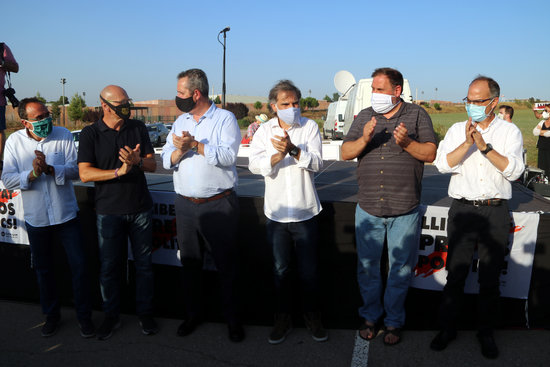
{"left": 249, "top": 80, "right": 326, "bottom": 344}
{"left": 431, "top": 76, "right": 524, "bottom": 359}
{"left": 1, "top": 98, "right": 93, "bottom": 338}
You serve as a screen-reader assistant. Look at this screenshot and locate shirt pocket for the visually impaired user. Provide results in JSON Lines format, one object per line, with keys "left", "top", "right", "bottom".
{"left": 47, "top": 151, "right": 65, "bottom": 166}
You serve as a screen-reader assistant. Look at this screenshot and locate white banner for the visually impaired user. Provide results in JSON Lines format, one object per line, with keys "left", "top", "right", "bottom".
{"left": 0, "top": 181, "right": 29, "bottom": 245}
{"left": 411, "top": 205, "right": 539, "bottom": 299}
{"left": 149, "top": 190, "right": 181, "bottom": 267}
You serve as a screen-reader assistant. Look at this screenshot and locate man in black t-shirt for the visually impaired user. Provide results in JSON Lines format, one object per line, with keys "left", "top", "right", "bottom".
{"left": 78, "top": 85, "right": 158, "bottom": 340}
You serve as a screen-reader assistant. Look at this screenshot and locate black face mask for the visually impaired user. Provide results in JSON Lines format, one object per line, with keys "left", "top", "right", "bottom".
{"left": 101, "top": 96, "right": 131, "bottom": 120}
{"left": 175, "top": 96, "right": 196, "bottom": 113}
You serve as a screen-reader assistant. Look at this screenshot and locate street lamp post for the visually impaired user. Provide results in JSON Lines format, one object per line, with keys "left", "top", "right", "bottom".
{"left": 60, "top": 78, "right": 66, "bottom": 127}
{"left": 218, "top": 27, "right": 230, "bottom": 109}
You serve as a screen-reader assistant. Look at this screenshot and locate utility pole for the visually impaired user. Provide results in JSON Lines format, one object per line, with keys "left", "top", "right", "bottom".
{"left": 60, "top": 78, "right": 66, "bottom": 127}
{"left": 218, "top": 27, "right": 230, "bottom": 109}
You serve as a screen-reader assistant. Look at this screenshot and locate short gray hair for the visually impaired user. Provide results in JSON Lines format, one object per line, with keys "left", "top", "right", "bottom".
{"left": 177, "top": 69, "right": 209, "bottom": 98}
{"left": 470, "top": 75, "right": 500, "bottom": 98}
{"left": 268, "top": 80, "right": 302, "bottom": 111}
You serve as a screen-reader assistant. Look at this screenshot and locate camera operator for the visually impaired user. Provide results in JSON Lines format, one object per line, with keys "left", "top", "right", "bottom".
{"left": 1, "top": 42, "right": 19, "bottom": 170}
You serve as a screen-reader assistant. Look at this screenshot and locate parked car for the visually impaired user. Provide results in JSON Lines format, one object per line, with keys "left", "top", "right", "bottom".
{"left": 164, "top": 123, "right": 173, "bottom": 131}
{"left": 71, "top": 129, "right": 81, "bottom": 150}
{"left": 146, "top": 123, "right": 170, "bottom": 146}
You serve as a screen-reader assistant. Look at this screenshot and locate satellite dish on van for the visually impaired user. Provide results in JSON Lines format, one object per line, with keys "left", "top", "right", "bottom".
{"left": 334, "top": 70, "right": 356, "bottom": 96}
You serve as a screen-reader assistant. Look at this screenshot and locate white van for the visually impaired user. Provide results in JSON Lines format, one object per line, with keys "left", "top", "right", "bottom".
{"left": 342, "top": 78, "right": 413, "bottom": 136}
{"left": 323, "top": 99, "right": 348, "bottom": 139}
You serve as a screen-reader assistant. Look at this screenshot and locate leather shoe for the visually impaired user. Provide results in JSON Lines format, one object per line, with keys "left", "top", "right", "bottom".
{"left": 430, "top": 329, "right": 457, "bottom": 351}
{"left": 177, "top": 316, "right": 201, "bottom": 337}
{"left": 228, "top": 323, "right": 245, "bottom": 342}
{"left": 477, "top": 332, "right": 498, "bottom": 359}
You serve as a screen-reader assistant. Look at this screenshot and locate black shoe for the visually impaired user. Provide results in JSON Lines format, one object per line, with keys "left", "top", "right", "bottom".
{"left": 177, "top": 316, "right": 201, "bottom": 337}
{"left": 228, "top": 323, "right": 245, "bottom": 342}
{"left": 477, "top": 332, "right": 499, "bottom": 359}
{"left": 430, "top": 329, "right": 457, "bottom": 351}
{"left": 304, "top": 312, "right": 329, "bottom": 342}
{"left": 79, "top": 318, "right": 96, "bottom": 338}
{"left": 139, "top": 315, "right": 159, "bottom": 335}
{"left": 268, "top": 313, "right": 292, "bottom": 344}
{"left": 96, "top": 315, "right": 121, "bottom": 341}
{"left": 41, "top": 316, "right": 61, "bottom": 337}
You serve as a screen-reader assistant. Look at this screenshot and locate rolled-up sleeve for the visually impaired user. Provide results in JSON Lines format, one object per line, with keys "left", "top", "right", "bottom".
{"left": 248, "top": 126, "right": 277, "bottom": 177}
{"left": 161, "top": 130, "right": 178, "bottom": 170}
{"left": 1, "top": 137, "right": 26, "bottom": 190}
{"left": 203, "top": 114, "right": 240, "bottom": 167}
{"left": 434, "top": 123, "right": 464, "bottom": 174}
{"left": 295, "top": 121, "right": 323, "bottom": 172}
{"left": 500, "top": 127, "right": 524, "bottom": 181}
{"left": 53, "top": 133, "right": 79, "bottom": 185}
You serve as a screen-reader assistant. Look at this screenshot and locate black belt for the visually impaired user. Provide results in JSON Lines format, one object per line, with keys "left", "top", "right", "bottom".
{"left": 180, "top": 189, "right": 233, "bottom": 204}
{"left": 456, "top": 198, "right": 506, "bottom": 207}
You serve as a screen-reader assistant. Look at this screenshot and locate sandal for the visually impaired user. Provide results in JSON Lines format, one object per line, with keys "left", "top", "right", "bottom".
{"left": 358, "top": 321, "right": 378, "bottom": 341}
{"left": 383, "top": 327, "right": 402, "bottom": 346}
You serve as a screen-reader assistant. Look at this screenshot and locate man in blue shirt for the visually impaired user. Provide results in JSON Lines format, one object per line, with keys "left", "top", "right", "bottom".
{"left": 2, "top": 98, "right": 93, "bottom": 338}
{"left": 161, "top": 68, "right": 243, "bottom": 342}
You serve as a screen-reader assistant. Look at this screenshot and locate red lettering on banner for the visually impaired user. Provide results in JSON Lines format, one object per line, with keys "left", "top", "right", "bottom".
{"left": 152, "top": 218, "right": 177, "bottom": 252}
{"left": 0, "top": 189, "right": 19, "bottom": 203}
{"left": 510, "top": 225, "right": 524, "bottom": 233}
{"left": 414, "top": 251, "right": 448, "bottom": 278}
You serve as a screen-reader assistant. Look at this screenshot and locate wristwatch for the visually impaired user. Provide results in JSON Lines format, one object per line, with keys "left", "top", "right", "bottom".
{"left": 289, "top": 146, "right": 300, "bottom": 157}
{"left": 191, "top": 141, "right": 198, "bottom": 153}
{"left": 481, "top": 143, "right": 493, "bottom": 155}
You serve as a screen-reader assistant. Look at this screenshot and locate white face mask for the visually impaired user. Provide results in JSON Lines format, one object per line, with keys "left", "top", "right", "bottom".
{"left": 543, "top": 111, "right": 550, "bottom": 119}
{"left": 497, "top": 113, "right": 504, "bottom": 120}
{"left": 371, "top": 92, "right": 399, "bottom": 114}
{"left": 276, "top": 106, "right": 301, "bottom": 125}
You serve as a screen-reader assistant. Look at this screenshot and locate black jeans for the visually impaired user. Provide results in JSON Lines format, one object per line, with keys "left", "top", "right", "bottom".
{"left": 175, "top": 191, "right": 240, "bottom": 324}
{"left": 439, "top": 199, "right": 510, "bottom": 332}
{"left": 266, "top": 216, "right": 320, "bottom": 314}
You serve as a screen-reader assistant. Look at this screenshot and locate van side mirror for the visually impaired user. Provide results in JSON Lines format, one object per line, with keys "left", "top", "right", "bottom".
{"left": 338, "top": 114, "right": 344, "bottom": 122}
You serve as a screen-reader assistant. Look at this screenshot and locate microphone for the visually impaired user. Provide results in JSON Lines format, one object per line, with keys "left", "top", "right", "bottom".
{"left": 220, "top": 27, "right": 230, "bottom": 33}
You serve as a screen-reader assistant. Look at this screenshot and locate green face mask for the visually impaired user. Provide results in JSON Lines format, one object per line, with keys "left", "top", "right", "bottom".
{"left": 30, "top": 117, "right": 53, "bottom": 138}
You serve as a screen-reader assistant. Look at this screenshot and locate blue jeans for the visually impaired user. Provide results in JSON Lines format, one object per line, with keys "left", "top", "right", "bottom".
{"left": 97, "top": 209, "right": 154, "bottom": 317}
{"left": 266, "top": 216, "right": 320, "bottom": 313}
{"left": 26, "top": 216, "right": 91, "bottom": 321}
{"left": 355, "top": 205, "right": 420, "bottom": 328}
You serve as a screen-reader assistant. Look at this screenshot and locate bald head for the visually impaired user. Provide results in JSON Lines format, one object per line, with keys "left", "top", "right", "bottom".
{"left": 100, "top": 85, "right": 129, "bottom": 102}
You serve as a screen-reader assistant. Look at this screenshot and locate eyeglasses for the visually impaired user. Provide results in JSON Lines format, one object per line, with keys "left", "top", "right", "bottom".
{"left": 101, "top": 96, "right": 133, "bottom": 105}
{"left": 25, "top": 112, "right": 51, "bottom": 121}
{"left": 462, "top": 97, "right": 494, "bottom": 106}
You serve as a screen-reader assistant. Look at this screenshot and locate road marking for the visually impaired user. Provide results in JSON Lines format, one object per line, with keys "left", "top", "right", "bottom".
{"left": 351, "top": 331, "right": 369, "bottom": 367}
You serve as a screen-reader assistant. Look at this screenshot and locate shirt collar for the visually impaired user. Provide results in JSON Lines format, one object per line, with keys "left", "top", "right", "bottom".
{"left": 98, "top": 118, "right": 129, "bottom": 132}
{"left": 268, "top": 116, "right": 305, "bottom": 129}
{"left": 184, "top": 102, "right": 216, "bottom": 123}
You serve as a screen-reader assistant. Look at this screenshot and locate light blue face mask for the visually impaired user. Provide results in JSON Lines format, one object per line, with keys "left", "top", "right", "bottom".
{"left": 465, "top": 99, "right": 494, "bottom": 122}
{"left": 277, "top": 107, "right": 301, "bottom": 125}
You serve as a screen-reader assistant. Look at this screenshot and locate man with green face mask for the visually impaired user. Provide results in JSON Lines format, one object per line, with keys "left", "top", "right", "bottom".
{"left": 1, "top": 97, "right": 94, "bottom": 338}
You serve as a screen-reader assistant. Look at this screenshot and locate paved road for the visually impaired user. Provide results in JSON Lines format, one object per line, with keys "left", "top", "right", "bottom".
{"left": 1, "top": 301, "right": 549, "bottom": 367}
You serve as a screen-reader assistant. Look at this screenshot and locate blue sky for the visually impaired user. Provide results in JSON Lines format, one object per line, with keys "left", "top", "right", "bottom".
{"left": 3, "top": 0, "right": 549, "bottom": 106}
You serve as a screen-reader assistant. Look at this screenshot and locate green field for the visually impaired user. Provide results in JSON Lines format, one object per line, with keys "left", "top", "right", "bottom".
{"left": 429, "top": 109, "right": 540, "bottom": 167}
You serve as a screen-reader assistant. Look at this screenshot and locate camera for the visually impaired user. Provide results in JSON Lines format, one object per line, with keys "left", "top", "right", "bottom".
{"left": 3, "top": 87, "right": 19, "bottom": 108}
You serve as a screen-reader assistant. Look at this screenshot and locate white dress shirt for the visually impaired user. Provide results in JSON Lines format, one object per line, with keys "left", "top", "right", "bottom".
{"left": 249, "top": 117, "right": 323, "bottom": 223}
{"left": 533, "top": 120, "right": 550, "bottom": 137}
{"left": 434, "top": 116, "right": 524, "bottom": 200}
{"left": 1, "top": 126, "right": 79, "bottom": 227}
